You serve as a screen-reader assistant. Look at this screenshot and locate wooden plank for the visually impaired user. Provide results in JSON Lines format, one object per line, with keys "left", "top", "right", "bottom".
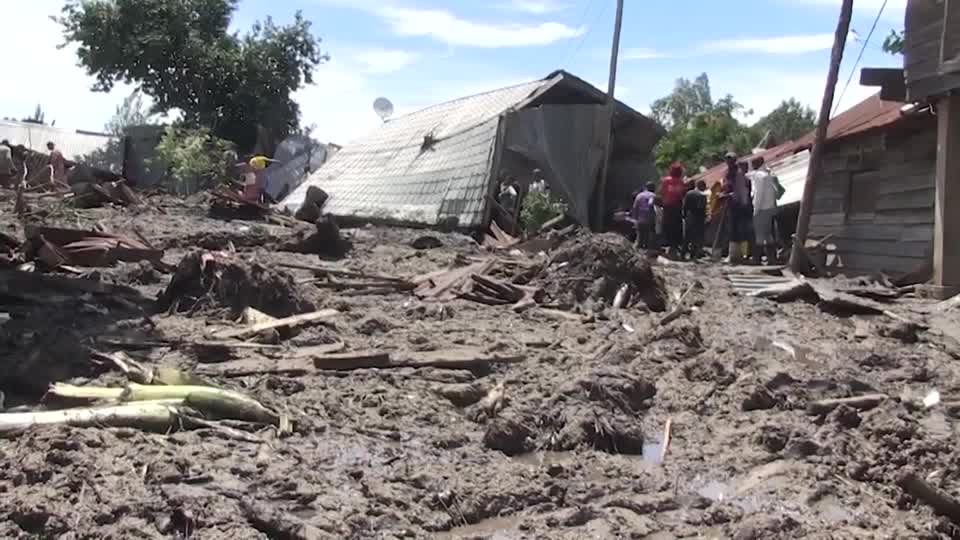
{"left": 873, "top": 208, "right": 936, "bottom": 225}
{"left": 876, "top": 189, "right": 935, "bottom": 211}
{"left": 211, "top": 309, "right": 339, "bottom": 340}
{"left": 832, "top": 238, "right": 931, "bottom": 258}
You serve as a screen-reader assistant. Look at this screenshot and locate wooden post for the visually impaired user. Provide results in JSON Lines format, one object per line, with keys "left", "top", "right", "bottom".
{"left": 594, "top": 0, "right": 625, "bottom": 231}
{"left": 932, "top": 95, "right": 960, "bottom": 299}
{"left": 789, "top": 0, "right": 854, "bottom": 272}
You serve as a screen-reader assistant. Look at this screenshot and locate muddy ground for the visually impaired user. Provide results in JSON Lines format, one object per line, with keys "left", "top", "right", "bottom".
{"left": 3, "top": 191, "right": 960, "bottom": 539}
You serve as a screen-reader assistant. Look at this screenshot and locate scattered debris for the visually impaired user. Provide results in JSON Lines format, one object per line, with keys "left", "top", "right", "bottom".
{"left": 159, "top": 252, "right": 314, "bottom": 317}
{"left": 24, "top": 226, "right": 163, "bottom": 267}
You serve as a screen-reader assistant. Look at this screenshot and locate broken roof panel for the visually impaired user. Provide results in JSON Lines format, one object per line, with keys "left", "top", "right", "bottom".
{"left": 281, "top": 78, "right": 549, "bottom": 227}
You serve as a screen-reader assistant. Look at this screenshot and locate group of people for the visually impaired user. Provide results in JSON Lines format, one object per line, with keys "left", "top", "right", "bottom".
{"left": 628, "top": 151, "right": 785, "bottom": 264}
{"left": 0, "top": 140, "right": 67, "bottom": 189}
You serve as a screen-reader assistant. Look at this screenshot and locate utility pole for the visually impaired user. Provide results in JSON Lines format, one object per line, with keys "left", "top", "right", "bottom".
{"left": 594, "top": 0, "right": 625, "bottom": 231}
{"left": 789, "top": 0, "right": 854, "bottom": 272}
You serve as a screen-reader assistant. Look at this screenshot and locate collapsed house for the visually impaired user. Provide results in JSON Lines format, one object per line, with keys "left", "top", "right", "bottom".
{"left": 281, "top": 70, "right": 664, "bottom": 229}
{"left": 696, "top": 93, "right": 932, "bottom": 277}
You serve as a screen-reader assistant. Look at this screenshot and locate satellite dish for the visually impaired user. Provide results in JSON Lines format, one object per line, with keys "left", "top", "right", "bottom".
{"left": 373, "top": 97, "right": 394, "bottom": 122}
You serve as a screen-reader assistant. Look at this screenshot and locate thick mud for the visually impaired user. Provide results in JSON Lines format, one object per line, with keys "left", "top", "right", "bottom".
{"left": 2, "top": 191, "right": 960, "bottom": 539}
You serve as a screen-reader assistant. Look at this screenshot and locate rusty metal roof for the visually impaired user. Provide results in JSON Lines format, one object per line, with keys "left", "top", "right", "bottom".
{"left": 696, "top": 93, "right": 907, "bottom": 188}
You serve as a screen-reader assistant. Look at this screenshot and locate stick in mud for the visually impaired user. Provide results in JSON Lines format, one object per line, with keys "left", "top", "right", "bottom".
{"left": 806, "top": 394, "right": 888, "bottom": 415}
{"left": 212, "top": 309, "right": 339, "bottom": 340}
{"left": 897, "top": 471, "right": 960, "bottom": 524}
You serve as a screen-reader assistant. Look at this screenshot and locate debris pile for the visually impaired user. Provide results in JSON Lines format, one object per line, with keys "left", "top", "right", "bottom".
{"left": 538, "top": 232, "right": 668, "bottom": 312}
{"left": 158, "top": 251, "right": 314, "bottom": 317}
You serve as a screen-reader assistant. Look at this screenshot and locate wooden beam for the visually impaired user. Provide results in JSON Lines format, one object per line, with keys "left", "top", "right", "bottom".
{"left": 932, "top": 95, "right": 960, "bottom": 298}
{"left": 860, "top": 67, "right": 907, "bottom": 101}
{"left": 790, "top": 0, "right": 854, "bottom": 273}
{"left": 594, "top": 0, "right": 625, "bottom": 232}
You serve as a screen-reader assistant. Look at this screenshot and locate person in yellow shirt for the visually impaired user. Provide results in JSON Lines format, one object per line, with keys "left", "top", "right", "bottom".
{"left": 241, "top": 155, "right": 278, "bottom": 202}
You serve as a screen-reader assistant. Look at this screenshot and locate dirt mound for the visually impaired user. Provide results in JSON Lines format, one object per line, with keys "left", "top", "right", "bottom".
{"left": 539, "top": 233, "right": 667, "bottom": 312}
{"left": 157, "top": 251, "right": 314, "bottom": 317}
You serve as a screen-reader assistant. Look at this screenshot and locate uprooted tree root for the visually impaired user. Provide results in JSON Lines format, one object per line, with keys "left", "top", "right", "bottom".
{"left": 538, "top": 233, "right": 668, "bottom": 312}
{"left": 158, "top": 251, "right": 315, "bottom": 317}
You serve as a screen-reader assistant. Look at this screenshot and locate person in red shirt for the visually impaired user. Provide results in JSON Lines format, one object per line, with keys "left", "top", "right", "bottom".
{"left": 659, "top": 161, "right": 686, "bottom": 257}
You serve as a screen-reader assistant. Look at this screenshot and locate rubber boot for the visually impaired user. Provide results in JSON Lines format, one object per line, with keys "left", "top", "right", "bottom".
{"left": 766, "top": 245, "right": 778, "bottom": 266}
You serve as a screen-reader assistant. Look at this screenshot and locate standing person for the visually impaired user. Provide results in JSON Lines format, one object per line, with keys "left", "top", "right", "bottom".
{"left": 683, "top": 180, "right": 708, "bottom": 259}
{"left": 748, "top": 156, "right": 781, "bottom": 265}
{"left": 631, "top": 181, "right": 656, "bottom": 249}
{"left": 529, "top": 168, "right": 547, "bottom": 194}
{"left": 660, "top": 162, "right": 686, "bottom": 258}
{"left": 722, "top": 152, "right": 750, "bottom": 264}
{"left": 47, "top": 142, "right": 67, "bottom": 186}
{"left": 0, "top": 140, "right": 14, "bottom": 188}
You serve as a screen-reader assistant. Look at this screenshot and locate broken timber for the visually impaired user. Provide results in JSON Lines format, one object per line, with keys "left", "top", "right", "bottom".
{"left": 806, "top": 394, "right": 888, "bottom": 415}
{"left": 199, "top": 348, "right": 526, "bottom": 377}
{"left": 897, "top": 471, "right": 960, "bottom": 524}
{"left": 211, "top": 309, "right": 339, "bottom": 341}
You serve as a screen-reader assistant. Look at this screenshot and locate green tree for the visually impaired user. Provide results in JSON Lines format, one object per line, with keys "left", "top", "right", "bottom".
{"left": 751, "top": 98, "right": 816, "bottom": 146}
{"left": 58, "top": 0, "right": 327, "bottom": 152}
{"left": 22, "top": 104, "right": 46, "bottom": 125}
{"left": 105, "top": 91, "right": 154, "bottom": 137}
{"left": 882, "top": 30, "right": 905, "bottom": 55}
{"left": 153, "top": 126, "right": 234, "bottom": 194}
{"left": 650, "top": 73, "right": 714, "bottom": 130}
{"left": 651, "top": 73, "right": 758, "bottom": 172}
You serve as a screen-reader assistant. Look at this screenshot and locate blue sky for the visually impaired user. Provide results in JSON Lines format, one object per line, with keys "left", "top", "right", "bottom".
{"left": 8, "top": 0, "right": 906, "bottom": 145}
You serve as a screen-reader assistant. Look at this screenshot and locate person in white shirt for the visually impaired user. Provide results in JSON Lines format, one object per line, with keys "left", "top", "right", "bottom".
{"left": 747, "top": 156, "right": 782, "bottom": 265}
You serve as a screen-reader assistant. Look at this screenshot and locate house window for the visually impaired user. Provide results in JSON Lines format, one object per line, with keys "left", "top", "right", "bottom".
{"left": 845, "top": 170, "right": 877, "bottom": 222}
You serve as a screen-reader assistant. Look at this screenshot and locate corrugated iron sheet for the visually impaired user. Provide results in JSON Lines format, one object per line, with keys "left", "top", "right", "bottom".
{"left": 281, "top": 79, "right": 550, "bottom": 227}
{"left": 769, "top": 149, "right": 810, "bottom": 207}
{"left": 0, "top": 120, "right": 115, "bottom": 163}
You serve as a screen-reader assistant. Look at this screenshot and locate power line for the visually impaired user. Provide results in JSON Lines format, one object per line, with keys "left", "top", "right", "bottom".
{"left": 562, "top": 0, "right": 608, "bottom": 68}
{"left": 833, "top": 0, "right": 888, "bottom": 116}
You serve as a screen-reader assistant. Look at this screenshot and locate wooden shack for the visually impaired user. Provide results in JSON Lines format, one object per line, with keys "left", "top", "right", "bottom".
{"left": 807, "top": 96, "right": 937, "bottom": 276}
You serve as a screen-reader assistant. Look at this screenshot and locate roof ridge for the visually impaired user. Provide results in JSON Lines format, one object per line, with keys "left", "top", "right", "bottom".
{"left": 385, "top": 75, "right": 550, "bottom": 123}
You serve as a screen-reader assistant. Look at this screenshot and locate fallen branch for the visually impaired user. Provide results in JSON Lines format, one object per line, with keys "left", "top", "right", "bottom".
{"left": 897, "top": 471, "right": 960, "bottom": 524}
{"left": 806, "top": 394, "right": 888, "bottom": 415}
{"left": 659, "top": 417, "right": 672, "bottom": 464}
{"left": 659, "top": 284, "right": 696, "bottom": 326}
{"left": 277, "top": 262, "right": 410, "bottom": 284}
{"left": 211, "top": 309, "right": 339, "bottom": 341}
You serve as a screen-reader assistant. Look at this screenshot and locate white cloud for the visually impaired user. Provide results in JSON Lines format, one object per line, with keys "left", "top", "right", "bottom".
{"left": 703, "top": 34, "right": 836, "bottom": 55}
{"left": 377, "top": 6, "right": 584, "bottom": 47}
{"left": 498, "top": 0, "right": 570, "bottom": 14}
{"left": 5, "top": 1, "right": 134, "bottom": 133}
{"left": 622, "top": 47, "right": 668, "bottom": 60}
{"left": 353, "top": 49, "right": 418, "bottom": 74}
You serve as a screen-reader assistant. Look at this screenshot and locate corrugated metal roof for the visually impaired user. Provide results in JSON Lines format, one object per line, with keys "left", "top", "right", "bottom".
{"left": 696, "top": 139, "right": 802, "bottom": 189}
{"left": 769, "top": 149, "right": 810, "bottom": 207}
{"left": 696, "top": 93, "right": 907, "bottom": 189}
{"left": 280, "top": 77, "right": 555, "bottom": 227}
{"left": 0, "top": 120, "right": 115, "bottom": 162}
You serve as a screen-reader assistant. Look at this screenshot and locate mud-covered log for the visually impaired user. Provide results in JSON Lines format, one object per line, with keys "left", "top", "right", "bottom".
{"left": 806, "top": 394, "right": 888, "bottom": 415}
{"left": 897, "top": 471, "right": 960, "bottom": 524}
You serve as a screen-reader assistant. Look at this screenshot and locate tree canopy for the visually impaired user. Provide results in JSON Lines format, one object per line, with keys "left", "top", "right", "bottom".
{"left": 59, "top": 0, "right": 327, "bottom": 152}
{"left": 751, "top": 98, "right": 816, "bottom": 146}
{"left": 882, "top": 30, "right": 905, "bottom": 55}
{"left": 651, "top": 73, "right": 819, "bottom": 175}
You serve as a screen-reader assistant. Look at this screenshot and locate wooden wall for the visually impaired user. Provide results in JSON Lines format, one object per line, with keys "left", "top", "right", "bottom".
{"left": 809, "top": 115, "right": 937, "bottom": 276}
